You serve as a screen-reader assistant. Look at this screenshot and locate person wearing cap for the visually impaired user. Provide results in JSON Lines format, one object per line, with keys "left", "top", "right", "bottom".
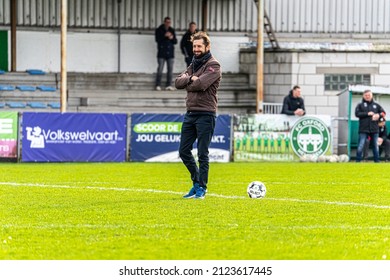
{"left": 378, "top": 117, "right": 390, "bottom": 161}
{"left": 355, "top": 89, "right": 386, "bottom": 162}
{"left": 363, "top": 117, "right": 390, "bottom": 161}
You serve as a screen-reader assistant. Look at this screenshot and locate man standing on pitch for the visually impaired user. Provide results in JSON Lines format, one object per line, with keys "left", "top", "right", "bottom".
{"left": 175, "top": 31, "right": 222, "bottom": 199}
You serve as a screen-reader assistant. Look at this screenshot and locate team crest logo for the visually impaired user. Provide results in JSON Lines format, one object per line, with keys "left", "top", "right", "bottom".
{"left": 290, "top": 117, "right": 330, "bottom": 157}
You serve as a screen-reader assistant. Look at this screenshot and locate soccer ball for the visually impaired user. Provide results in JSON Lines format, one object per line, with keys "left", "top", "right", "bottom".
{"left": 339, "top": 154, "right": 350, "bottom": 162}
{"left": 247, "top": 181, "right": 266, "bottom": 199}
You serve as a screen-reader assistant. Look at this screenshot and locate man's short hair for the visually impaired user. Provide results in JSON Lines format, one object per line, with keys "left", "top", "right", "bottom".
{"left": 191, "top": 31, "right": 211, "bottom": 47}
{"left": 293, "top": 85, "right": 300, "bottom": 91}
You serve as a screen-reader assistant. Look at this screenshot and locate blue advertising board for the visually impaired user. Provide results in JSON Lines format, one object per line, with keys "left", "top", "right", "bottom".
{"left": 22, "top": 113, "right": 127, "bottom": 162}
{"left": 130, "top": 113, "right": 231, "bottom": 162}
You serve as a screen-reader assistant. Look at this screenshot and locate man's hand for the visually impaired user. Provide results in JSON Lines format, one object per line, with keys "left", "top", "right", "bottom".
{"left": 165, "top": 31, "right": 174, "bottom": 40}
{"left": 294, "top": 108, "right": 305, "bottom": 116}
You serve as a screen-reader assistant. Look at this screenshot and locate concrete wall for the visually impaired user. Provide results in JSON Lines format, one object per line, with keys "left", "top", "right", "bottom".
{"left": 14, "top": 30, "right": 250, "bottom": 74}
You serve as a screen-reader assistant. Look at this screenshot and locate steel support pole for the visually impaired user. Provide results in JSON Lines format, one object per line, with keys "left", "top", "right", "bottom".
{"left": 60, "top": 0, "right": 67, "bottom": 112}
{"left": 118, "top": 0, "right": 122, "bottom": 73}
{"left": 10, "top": 0, "right": 16, "bottom": 71}
{"left": 256, "top": 0, "right": 264, "bottom": 113}
{"left": 202, "top": 0, "right": 208, "bottom": 32}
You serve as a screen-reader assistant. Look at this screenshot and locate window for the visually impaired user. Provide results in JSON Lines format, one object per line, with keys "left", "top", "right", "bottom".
{"left": 324, "top": 74, "right": 370, "bottom": 91}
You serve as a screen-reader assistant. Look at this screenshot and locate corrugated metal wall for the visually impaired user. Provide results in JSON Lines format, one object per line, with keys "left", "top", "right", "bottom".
{"left": 0, "top": 0, "right": 389, "bottom": 33}
{"left": 0, "top": 0, "right": 258, "bottom": 32}
{"left": 265, "top": 0, "right": 390, "bottom": 33}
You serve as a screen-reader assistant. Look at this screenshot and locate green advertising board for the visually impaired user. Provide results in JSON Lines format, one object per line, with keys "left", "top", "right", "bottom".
{"left": 233, "top": 114, "right": 332, "bottom": 162}
{"left": 0, "top": 30, "right": 8, "bottom": 71}
{"left": 0, "top": 112, "right": 18, "bottom": 159}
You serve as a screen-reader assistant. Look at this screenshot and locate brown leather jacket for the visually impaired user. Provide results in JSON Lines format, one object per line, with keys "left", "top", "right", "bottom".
{"left": 175, "top": 55, "right": 221, "bottom": 113}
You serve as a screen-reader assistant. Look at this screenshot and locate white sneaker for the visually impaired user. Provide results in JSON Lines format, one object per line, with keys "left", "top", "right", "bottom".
{"left": 155, "top": 86, "right": 161, "bottom": 91}
{"left": 165, "top": 86, "right": 176, "bottom": 91}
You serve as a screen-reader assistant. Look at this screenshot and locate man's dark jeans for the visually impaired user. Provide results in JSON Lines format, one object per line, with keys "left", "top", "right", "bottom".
{"left": 156, "top": 57, "right": 174, "bottom": 87}
{"left": 357, "top": 132, "right": 379, "bottom": 162}
{"left": 179, "top": 112, "right": 216, "bottom": 189}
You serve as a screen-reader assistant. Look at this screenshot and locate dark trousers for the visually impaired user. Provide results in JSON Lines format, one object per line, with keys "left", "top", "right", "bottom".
{"left": 363, "top": 137, "right": 390, "bottom": 160}
{"left": 179, "top": 113, "right": 216, "bottom": 189}
{"left": 357, "top": 132, "right": 379, "bottom": 162}
{"left": 156, "top": 57, "right": 174, "bottom": 87}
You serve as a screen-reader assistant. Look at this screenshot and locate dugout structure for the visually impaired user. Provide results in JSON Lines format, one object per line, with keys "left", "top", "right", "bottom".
{"left": 338, "top": 85, "right": 390, "bottom": 159}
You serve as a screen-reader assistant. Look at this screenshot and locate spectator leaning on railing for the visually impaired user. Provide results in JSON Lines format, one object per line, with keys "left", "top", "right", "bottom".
{"left": 281, "top": 85, "right": 305, "bottom": 116}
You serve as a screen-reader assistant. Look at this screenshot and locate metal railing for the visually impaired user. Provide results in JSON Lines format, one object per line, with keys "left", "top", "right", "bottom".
{"left": 262, "top": 102, "right": 283, "bottom": 114}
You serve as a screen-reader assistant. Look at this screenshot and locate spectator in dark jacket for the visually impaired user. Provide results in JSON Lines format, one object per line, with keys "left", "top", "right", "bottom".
{"left": 155, "top": 17, "right": 177, "bottom": 91}
{"left": 363, "top": 117, "right": 390, "bottom": 161}
{"left": 180, "top": 22, "right": 198, "bottom": 67}
{"left": 355, "top": 89, "right": 386, "bottom": 162}
{"left": 281, "top": 85, "right": 305, "bottom": 116}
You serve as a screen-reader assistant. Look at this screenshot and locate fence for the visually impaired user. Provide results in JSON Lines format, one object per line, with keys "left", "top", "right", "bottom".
{"left": 262, "top": 102, "right": 283, "bottom": 114}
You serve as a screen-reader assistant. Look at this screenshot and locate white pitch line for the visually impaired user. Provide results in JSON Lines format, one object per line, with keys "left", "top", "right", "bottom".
{"left": 266, "top": 197, "right": 390, "bottom": 209}
{"left": 1, "top": 181, "right": 390, "bottom": 209}
{"left": 3, "top": 224, "right": 390, "bottom": 231}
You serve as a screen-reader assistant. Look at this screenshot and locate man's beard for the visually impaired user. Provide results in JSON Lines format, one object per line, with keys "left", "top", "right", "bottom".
{"left": 194, "top": 51, "right": 207, "bottom": 59}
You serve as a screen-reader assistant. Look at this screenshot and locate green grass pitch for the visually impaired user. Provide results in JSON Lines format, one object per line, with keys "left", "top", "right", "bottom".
{"left": 1, "top": 161, "right": 390, "bottom": 260}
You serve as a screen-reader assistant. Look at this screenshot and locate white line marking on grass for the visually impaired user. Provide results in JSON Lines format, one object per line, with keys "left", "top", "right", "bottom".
{"left": 266, "top": 197, "right": 390, "bottom": 209}
{"left": 1, "top": 181, "right": 390, "bottom": 209}
{"left": 0, "top": 181, "right": 186, "bottom": 195}
{"left": 4, "top": 223, "right": 390, "bottom": 231}
{"left": 250, "top": 225, "right": 390, "bottom": 231}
